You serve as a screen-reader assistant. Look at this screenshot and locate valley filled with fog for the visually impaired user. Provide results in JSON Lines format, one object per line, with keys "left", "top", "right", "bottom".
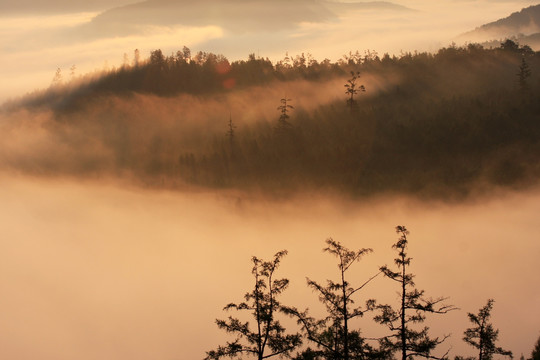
{"left": 1, "top": 175, "right": 539, "bottom": 360}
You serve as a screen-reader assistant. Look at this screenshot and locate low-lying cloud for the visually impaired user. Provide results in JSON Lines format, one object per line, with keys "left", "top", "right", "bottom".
{"left": 0, "top": 174, "right": 538, "bottom": 360}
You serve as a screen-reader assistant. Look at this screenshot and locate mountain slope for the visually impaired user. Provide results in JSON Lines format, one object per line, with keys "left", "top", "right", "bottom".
{"left": 76, "top": 0, "right": 411, "bottom": 39}
{"left": 459, "top": 4, "right": 540, "bottom": 45}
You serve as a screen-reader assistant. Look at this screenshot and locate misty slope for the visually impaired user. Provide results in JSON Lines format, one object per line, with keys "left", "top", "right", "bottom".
{"left": 2, "top": 43, "right": 540, "bottom": 199}
{"left": 78, "top": 0, "right": 411, "bottom": 38}
{"left": 459, "top": 4, "right": 540, "bottom": 48}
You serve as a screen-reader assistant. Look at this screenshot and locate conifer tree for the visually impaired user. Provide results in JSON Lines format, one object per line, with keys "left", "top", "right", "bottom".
{"left": 344, "top": 71, "right": 365, "bottom": 111}
{"left": 375, "top": 226, "right": 455, "bottom": 360}
{"left": 206, "top": 251, "right": 301, "bottom": 360}
{"left": 226, "top": 113, "right": 236, "bottom": 157}
{"left": 51, "top": 67, "right": 63, "bottom": 86}
{"left": 531, "top": 336, "right": 540, "bottom": 360}
{"left": 463, "top": 299, "right": 513, "bottom": 360}
{"left": 517, "top": 57, "right": 531, "bottom": 92}
{"left": 276, "top": 97, "right": 294, "bottom": 131}
{"left": 289, "top": 239, "right": 380, "bottom": 360}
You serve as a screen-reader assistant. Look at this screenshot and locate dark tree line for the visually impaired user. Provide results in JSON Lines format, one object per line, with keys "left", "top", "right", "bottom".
{"left": 207, "top": 226, "right": 524, "bottom": 360}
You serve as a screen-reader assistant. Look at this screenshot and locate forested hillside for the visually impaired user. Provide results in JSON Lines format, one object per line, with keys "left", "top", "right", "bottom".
{"left": 2, "top": 41, "right": 540, "bottom": 199}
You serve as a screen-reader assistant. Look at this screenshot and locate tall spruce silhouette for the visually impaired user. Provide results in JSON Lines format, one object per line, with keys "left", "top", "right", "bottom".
{"left": 463, "top": 299, "right": 513, "bottom": 360}
{"left": 374, "top": 226, "right": 456, "bottom": 360}
{"left": 206, "top": 251, "right": 301, "bottom": 360}
{"left": 288, "top": 239, "right": 381, "bottom": 360}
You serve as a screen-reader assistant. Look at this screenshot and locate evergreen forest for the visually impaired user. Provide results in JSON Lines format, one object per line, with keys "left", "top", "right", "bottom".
{"left": 2, "top": 40, "right": 540, "bottom": 199}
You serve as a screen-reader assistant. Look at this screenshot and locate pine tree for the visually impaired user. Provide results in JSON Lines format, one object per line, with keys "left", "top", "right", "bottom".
{"left": 276, "top": 97, "right": 294, "bottom": 131}
{"left": 463, "top": 299, "right": 513, "bottom": 360}
{"left": 289, "top": 239, "right": 380, "bottom": 360}
{"left": 530, "top": 336, "right": 540, "bottom": 360}
{"left": 206, "top": 251, "right": 302, "bottom": 360}
{"left": 226, "top": 113, "right": 236, "bottom": 157}
{"left": 517, "top": 57, "right": 531, "bottom": 92}
{"left": 344, "top": 71, "right": 365, "bottom": 111}
{"left": 375, "top": 226, "right": 456, "bottom": 360}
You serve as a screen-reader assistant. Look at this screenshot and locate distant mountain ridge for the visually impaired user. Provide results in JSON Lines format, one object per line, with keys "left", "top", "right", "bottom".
{"left": 79, "top": 0, "right": 412, "bottom": 39}
{"left": 0, "top": 0, "right": 135, "bottom": 14}
{"left": 458, "top": 4, "right": 540, "bottom": 48}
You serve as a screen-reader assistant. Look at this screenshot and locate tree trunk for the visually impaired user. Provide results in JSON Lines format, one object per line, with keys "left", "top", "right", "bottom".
{"left": 401, "top": 253, "right": 407, "bottom": 360}
{"left": 342, "top": 266, "right": 349, "bottom": 360}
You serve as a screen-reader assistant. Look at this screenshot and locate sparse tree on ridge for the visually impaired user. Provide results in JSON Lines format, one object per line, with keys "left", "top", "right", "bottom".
{"left": 51, "top": 67, "right": 63, "bottom": 86}
{"left": 133, "top": 48, "right": 140, "bottom": 67}
{"left": 182, "top": 46, "right": 191, "bottom": 62}
{"left": 226, "top": 113, "right": 236, "bottom": 157}
{"left": 69, "top": 65, "right": 76, "bottom": 80}
{"left": 276, "top": 97, "right": 294, "bottom": 131}
{"left": 206, "top": 251, "right": 302, "bottom": 360}
{"left": 374, "top": 226, "right": 456, "bottom": 360}
{"left": 344, "top": 71, "right": 365, "bottom": 112}
{"left": 122, "top": 53, "right": 129, "bottom": 68}
{"left": 463, "top": 299, "right": 513, "bottom": 360}
{"left": 517, "top": 57, "right": 532, "bottom": 92}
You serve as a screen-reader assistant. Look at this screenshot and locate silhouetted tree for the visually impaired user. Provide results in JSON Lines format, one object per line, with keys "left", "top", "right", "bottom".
{"left": 133, "top": 48, "right": 140, "bottom": 67}
{"left": 344, "top": 71, "right": 365, "bottom": 111}
{"left": 206, "top": 250, "right": 302, "bottom": 360}
{"left": 226, "top": 113, "right": 236, "bottom": 157}
{"left": 277, "top": 97, "right": 294, "bottom": 131}
{"left": 500, "top": 39, "right": 520, "bottom": 52}
{"left": 289, "top": 239, "right": 380, "bottom": 360}
{"left": 51, "top": 67, "right": 62, "bottom": 86}
{"left": 463, "top": 299, "right": 513, "bottom": 360}
{"left": 182, "top": 46, "right": 191, "bottom": 62}
{"left": 280, "top": 52, "right": 292, "bottom": 69}
{"left": 122, "top": 53, "right": 129, "bottom": 68}
{"left": 531, "top": 336, "right": 540, "bottom": 360}
{"left": 517, "top": 57, "right": 531, "bottom": 92}
{"left": 375, "top": 226, "right": 456, "bottom": 360}
{"left": 150, "top": 49, "right": 166, "bottom": 69}
{"left": 69, "top": 65, "right": 76, "bottom": 80}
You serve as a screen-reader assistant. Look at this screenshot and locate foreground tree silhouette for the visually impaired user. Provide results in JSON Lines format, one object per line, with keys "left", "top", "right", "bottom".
{"left": 531, "top": 336, "right": 540, "bottom": 360}
{"left": 463, "top": 299, "right": 513, "bottom": 360}
{"left": 206, "top": 250, "right": 302, "bottom": 360}
{"left": 289, "top": 239, "right": 380, "bottom": 360}
{"left": 375, "top": 226, "right": 456, "bottom": 360}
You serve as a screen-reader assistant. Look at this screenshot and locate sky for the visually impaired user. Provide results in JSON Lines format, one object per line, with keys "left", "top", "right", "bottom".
{"left": 0, "top": 0, "right": 537, "bottom": 102}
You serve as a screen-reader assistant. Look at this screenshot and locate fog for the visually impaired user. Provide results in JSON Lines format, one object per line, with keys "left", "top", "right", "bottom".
{"left": 0, "top": 0, "right": 536, "bottom": 102}
{"left": 1, "top": 175, "right": 538, "bottom": 359}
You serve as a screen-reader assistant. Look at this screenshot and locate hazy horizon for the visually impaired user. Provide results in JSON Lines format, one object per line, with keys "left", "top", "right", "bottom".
{"left": 1, "top": 0, "right": 538, "bottom": 102}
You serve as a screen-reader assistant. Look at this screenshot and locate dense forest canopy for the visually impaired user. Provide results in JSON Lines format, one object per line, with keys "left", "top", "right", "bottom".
{"left": 2, "top": 41, "right": 540, "bottom": 200}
